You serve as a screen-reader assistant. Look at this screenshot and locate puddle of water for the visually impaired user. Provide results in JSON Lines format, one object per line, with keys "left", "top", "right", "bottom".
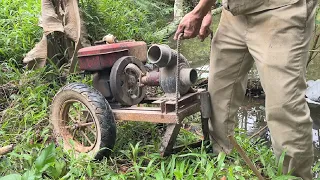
{"left": 237, "top": 97, "right": 267, "bottom": 136}
{"left": 238, "top": 97, "right": 320, "bottom": 161}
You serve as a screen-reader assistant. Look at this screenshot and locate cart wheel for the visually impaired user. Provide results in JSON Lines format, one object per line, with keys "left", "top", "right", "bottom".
{"left": 50, "top": 83, "right": 116, "bottom": 160}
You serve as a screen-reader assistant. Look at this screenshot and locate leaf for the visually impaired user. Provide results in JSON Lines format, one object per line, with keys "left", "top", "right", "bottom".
{"left": 273, "top": 175, "right": 301, "bottom": 180}
{"left": 227, "top": 175, "right": 236, "bottom": 180}
{"left": 179, "top": 160, "right": 186, "bottom": 176}
{"left": 206, "top": 167, "right": 215, "bottom": 180}
{"left": 259, "top": 154, "right": 266, "bottom": 167}
{"left": 266, "top": 165, "right": 276, "bottom": 178}
{"left": 234, "top": 166, "right": 243, "bottom": 172}
{"left": 34, "top": 143, "right": 56, "bottom": 172}
{"left": 0, "top": 174, "right": 22, "bottom": 180}
{"left": 235, "top": 175, "right": 246, "bottom": 180}
{"left": 227, "top": 167, "right": 235, "bottom": 180}
{"left": 160, "top": 161, "right": 165, "bottom": 175}
{"left": 168, "top": 156, "right": 176, "bottom": 178}
{"left": 46, "top": 160, "right": 66, "bottom": 179}
{"left": 21, "top": 170, "right": 37, "bottom": 180}
{"left": 87, "top": 163, "right": 93, "bottom": 177}
{"left": 217, "top": 152, "right": 226, "bottom": 171}
{"left": 316, "top": 10, "right": 320, "bottom": 25}
{"left": 277, "top": 150, "right": 286, "bottom": 176}
{"left": 173, "top": 170, "right": 183, "bottom": 180}
{"left": 154, "top": 169, "right": 164, "bottom": 180}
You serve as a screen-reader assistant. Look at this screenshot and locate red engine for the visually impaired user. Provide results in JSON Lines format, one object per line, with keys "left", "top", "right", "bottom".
{"left": 78, "top": 41, "right": 147, "bottom": 71}
{"left": 76, "top": 41, "right": 197, "bottom": 107}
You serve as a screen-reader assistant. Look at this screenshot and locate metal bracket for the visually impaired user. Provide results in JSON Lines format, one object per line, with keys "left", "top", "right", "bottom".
{"left": 160, "top": 123, "right": 182, "bottom": 156}
{"left": 200, "top": 91, "right": 212, "bottom": 141}
{"left": 200, "top": 91, "right": 212, "bottom": 119}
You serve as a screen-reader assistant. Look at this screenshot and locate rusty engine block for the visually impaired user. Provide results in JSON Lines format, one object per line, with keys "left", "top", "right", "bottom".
{"left": 78, "top": 41, "right": 198, "bottom": 106}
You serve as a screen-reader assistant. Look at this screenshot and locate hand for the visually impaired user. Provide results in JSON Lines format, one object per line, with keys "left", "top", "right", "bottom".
{"left": 198, "top": 12, "right": 212, "bottom": 41}
{"left": 174, "top": 11, "right": 203, "bottom": 40}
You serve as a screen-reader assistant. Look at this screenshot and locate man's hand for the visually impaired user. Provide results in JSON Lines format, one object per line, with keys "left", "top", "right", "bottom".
{"left": 174, "top": 11, "right": 203, "bottom": 40}
{"left": 174, "top": 0, "right": 214, "bottom": 40}
{"left": 198, "top": 12, "right": 212, "bottom": 41}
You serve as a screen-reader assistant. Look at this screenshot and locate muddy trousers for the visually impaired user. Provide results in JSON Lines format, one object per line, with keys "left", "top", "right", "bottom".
{"left": 208, "top": 0, "right": 317, "bottom": 179}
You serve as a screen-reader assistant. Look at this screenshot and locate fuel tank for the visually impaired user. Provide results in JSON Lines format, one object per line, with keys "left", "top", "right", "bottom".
{"left": 78, "top": 41, "right": 147, "bottom": 71}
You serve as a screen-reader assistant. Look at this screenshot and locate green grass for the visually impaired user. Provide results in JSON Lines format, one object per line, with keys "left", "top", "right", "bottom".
{"left": 0, "top": 60, "right": 310, "bottom": 179}
{"left": 80, "top": 0, "right": 173, "bottom": 44}
{"left": 0, "top": 61, "right": 315, "bottom": 179}
{"left": 0, "top": 0, "right": 172, "bottom": 66}
{"left": 0, "top": 0, "right": 42, "bottom": 63}
{"left": 1, "top": 1, "right": 320, "bottom": 179}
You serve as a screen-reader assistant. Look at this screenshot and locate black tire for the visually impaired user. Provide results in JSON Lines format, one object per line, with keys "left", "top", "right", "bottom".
{"left": 50, "top": 83, "right": 116, "bottom": 160}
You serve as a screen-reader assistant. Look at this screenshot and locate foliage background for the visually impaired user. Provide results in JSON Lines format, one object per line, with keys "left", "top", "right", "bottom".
{"left": 0, "top": 0, "right": 42, "bottom": 63}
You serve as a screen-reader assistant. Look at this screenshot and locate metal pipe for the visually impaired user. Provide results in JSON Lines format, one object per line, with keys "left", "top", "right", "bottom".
{"left": 147, "top": 44, "right": 188, "bottom": 67}
{"left": 148, "top": 45, "right": 171, "bottom": 67}
{"left": 141, "top": 71, "right": 160, "bottom": 86}
{"left": 179, "top": 68, "right": 198, "bottom": 86}
{"left": 147, "top": 44, "right": 197, "bottom": 96}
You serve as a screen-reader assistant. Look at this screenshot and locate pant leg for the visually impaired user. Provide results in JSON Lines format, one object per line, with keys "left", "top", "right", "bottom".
{"left": 208, "top": 9, "right": 254, "bottom": 154}
{"left": 246, "top": 0, "right": 317, "bottom": 179}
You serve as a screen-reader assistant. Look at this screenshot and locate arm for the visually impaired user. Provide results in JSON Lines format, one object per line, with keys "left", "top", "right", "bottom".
{"left": 193, "top": 0, "right": 215, "bottom": 18}
{"left": 174, "top": 0, "right": 215, "bottom": 40}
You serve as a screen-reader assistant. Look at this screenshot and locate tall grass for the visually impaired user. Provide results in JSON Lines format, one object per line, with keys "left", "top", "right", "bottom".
{"left": 80, "top": 0, "right": 173, "bottom": 44}
{"left": 0, "top": 0, "right": 42, "bottom": 63}
{"left": 0, "top": 0, "right": 173, "bottom": 66}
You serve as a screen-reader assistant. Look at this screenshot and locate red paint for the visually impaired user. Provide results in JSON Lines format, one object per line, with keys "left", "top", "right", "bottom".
{"left": 78, "top": 41, "right": 147, "bottom": 71}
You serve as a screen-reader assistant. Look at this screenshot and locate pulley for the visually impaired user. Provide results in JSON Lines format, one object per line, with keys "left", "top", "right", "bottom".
{"left": 110, "top": 56, "right": 147, "bottom": 106}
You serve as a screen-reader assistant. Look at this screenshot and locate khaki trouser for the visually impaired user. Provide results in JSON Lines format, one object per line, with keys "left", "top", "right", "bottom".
{"left": 208, "top": 0, "right": 317, "bottom": 179}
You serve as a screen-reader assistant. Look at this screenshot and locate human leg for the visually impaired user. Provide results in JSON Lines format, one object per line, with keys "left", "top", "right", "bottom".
{"left": 247, "top": 0, "right": 317, "bottom": 178}
{"left": 208, "top": 9, "right": 254, "bottom": 154}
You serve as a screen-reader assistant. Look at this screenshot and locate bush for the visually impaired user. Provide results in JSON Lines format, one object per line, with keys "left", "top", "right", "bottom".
{"left": 0, "top": 0, "right": 173, "bottom": 65}
{"left": 0, "top": 0, "right": 42, "bottom": 63}
{"left": 80, "top": 0, "right": 173, "bottom": 43}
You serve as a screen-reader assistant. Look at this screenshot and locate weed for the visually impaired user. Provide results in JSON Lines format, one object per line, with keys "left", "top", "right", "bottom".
{"left": 79, "top": 0, "right": 173, "bottom": 44}
{"left": 0, "top": 0, "right": 42, "bottom": 63}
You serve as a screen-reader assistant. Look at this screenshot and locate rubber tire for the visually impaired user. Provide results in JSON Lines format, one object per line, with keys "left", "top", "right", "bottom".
{"left": 50, "top": 83, "right": 116, "bottom": 160}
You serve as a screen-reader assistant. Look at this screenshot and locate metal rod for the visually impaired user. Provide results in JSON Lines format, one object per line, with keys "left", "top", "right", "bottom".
{"left": 78, "top": 122, "right": 94, "bottom": 127}
{"left": 228, "top": 135, "right": 265, "bottom": 180}
{"left": 176, "top": 33, "right": 183, "bottom": 115}
{"left": 63, "top": 122, "right": 94, "bottom": 130}
{"left": 80, "top": 130, "right": 93, "bottom": 146}
{"left": 68, "top": 115, "right": 77, "bottom": 123}
{"left": 249, "top": 125, "right": 268, "bottom": 140}
{"left": 160, "top": 124, "right": 182, "bottom": 156}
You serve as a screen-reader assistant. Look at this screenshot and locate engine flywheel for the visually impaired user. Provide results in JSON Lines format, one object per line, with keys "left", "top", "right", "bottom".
{"left": 110, "top": 56, "right": 147, "bottom": 106}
